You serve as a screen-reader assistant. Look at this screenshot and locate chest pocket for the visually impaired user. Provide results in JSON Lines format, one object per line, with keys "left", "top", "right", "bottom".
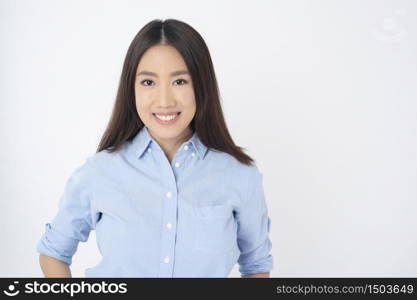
{"left": 194, "top": 204, "right": 237, "bottom": 255}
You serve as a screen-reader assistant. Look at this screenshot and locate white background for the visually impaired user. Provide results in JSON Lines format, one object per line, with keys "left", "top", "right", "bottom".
{"left": 1, "top": 0, "right": 416, "bottom": 277}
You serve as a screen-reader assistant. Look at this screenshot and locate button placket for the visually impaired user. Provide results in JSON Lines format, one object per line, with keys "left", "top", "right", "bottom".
{"left": 157, "top": 146, "right": 181, "bottom": 277}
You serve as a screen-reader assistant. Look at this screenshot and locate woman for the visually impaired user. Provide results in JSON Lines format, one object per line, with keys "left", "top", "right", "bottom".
{"left": 37, "top": 18, "right": 273, "bottom": 278}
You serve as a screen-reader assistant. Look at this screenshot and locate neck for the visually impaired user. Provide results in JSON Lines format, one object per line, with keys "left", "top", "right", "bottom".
{"left": 152, "top": 127, "right": 193, "bottom": 163}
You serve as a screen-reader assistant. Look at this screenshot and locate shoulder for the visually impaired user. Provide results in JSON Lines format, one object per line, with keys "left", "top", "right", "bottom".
{"left": 205, "top": 150, "right": 263, "bottom": 208}
{"left": 206, "top": 149, "right": 261, "bottom": 180}
{"left": 68, "top": 149, "right": 119, "bottom": 180}
{"left": 82, "top": 146, "right": 127, "bottom": 172}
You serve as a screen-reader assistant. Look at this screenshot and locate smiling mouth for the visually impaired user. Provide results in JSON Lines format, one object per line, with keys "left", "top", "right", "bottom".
{"left": 152, "top": 112, "right": 181, "bottom": 123}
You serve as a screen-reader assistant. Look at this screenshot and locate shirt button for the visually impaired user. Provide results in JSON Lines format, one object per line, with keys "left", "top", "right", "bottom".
{"left": 147, "top": 148, "right": 152, "bottom": 152}
{"left": 191, "top": 152, "right": 195, "bottom": 157}
{"left": 175, "top": 162, "right": 180, "bottom": 168}
{"left": 184, "top": 145, "right": 189, "bottom": 151}
{"left": 166, "top": 222, "right": 172, "bottom": 229}
{"left": 166, "top": 192, "right": 172, "bottom": 198}
{"left": 164, "top": 256, "right": 170, "bottom": 263}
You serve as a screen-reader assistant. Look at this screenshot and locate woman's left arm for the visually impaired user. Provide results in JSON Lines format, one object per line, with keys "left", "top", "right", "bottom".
{"left": 242, "top": 272, "right": 270, "bottom": 278}
{"left": 236, "top": 165, "right": 274, "bottom": 278}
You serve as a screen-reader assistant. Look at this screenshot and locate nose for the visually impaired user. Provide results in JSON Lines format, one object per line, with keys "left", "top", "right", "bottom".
{"left": 156, "top": 82, "right": 176, "bottom": 108}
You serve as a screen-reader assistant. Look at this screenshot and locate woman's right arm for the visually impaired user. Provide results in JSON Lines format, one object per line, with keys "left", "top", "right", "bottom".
{"left": 39, "top": 254, "right": 72, "bottom": 278}
{"left": 37, "top": 160, "right": 97, "bottom": 278}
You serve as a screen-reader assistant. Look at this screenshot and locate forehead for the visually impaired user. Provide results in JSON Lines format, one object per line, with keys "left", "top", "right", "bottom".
{"left": 137, "top": 45, "right": 187, "bottom": 72}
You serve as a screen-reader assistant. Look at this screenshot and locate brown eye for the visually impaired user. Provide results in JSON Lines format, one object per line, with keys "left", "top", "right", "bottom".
{"left": 141, "top": 79, "right": 154, "bottom": 86}
{"left": 174, "top": 79, "right": 188, "bottom": 85}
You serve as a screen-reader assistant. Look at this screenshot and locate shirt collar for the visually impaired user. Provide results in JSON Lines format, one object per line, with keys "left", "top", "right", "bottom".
{"left": 132, "top": 126, "right": 208, "bottom": 160}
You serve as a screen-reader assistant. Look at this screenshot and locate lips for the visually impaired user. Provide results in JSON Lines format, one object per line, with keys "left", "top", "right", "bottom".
{"left": 152, "top": 112, "right": 181, "bottom": 125}
{"left": 152, "top": 112, "right": 181, "bottom": 116}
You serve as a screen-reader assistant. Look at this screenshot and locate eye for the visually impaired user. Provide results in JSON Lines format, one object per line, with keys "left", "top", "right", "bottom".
{"left": 140, "top": 79, "right": 154, "bottom": 86}
{"left": 173, "top": 79, "right": 188, "bottom": 85}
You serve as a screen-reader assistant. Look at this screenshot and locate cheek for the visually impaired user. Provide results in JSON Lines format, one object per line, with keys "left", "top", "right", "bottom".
{"left": 135, "top": 92, "right": 152, "bottom": 112}
{"left": 135, "top": 102, "right": 152, "bottom": 125}
{"left": 179, "top": 89, "right": 196, "bottom": 109}
{"left": 182, "top": 103, "right": 196, "bottom": 122}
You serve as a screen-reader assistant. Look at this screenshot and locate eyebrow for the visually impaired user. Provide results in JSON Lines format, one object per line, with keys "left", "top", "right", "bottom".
{"left": 137, "top": 70, "right": 190, "bottom": 77}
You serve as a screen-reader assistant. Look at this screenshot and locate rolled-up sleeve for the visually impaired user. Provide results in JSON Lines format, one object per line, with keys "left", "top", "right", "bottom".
{"left": 36, "top": 161, "right": 95, "bottom": 266}
{"left": 236, "top": 164, "right": 274, "bottom": 276}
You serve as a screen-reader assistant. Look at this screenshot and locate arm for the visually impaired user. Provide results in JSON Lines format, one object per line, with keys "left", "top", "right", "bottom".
{"left": 39, "top": 254, "right": 72, "bottom": 278}
{"left": 36, "top": 161, "right": 97, "bottom": 277}
{"left": 236, "top": 165, "right": 274, "bottom": 277}
{"left": 242, "top": 271, "right": 270, "bottom": 278}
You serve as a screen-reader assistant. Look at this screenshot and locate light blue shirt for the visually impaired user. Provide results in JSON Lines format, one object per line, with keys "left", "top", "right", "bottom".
{"left": 36, "top": 126, "right": 274, "bottom": 277}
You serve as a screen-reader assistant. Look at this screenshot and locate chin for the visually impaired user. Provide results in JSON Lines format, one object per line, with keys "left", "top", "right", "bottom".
{"left": 149, "top": 125, "right": 186, "bottom": 138}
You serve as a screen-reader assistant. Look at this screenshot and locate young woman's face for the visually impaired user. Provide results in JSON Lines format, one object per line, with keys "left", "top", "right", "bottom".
{"left": 135, "top": 45, "right": 196, "bottom": 142}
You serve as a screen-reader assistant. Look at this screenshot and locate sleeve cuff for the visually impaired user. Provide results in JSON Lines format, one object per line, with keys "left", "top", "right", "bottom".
{"left": 36, "top": 223, "right": 78, "bottom": 266}
{"left": 239, "top": 254, "right": 274, "bottom": 276}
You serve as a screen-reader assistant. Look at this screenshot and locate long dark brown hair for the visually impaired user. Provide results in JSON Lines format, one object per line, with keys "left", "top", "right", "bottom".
{"left": 97, "top": 18, "right": 255, "bottom": 166}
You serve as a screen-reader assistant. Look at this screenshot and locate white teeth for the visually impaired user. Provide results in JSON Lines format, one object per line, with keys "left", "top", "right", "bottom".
{"left": 155, "top": 113, "right": 178, "bottom": 121}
